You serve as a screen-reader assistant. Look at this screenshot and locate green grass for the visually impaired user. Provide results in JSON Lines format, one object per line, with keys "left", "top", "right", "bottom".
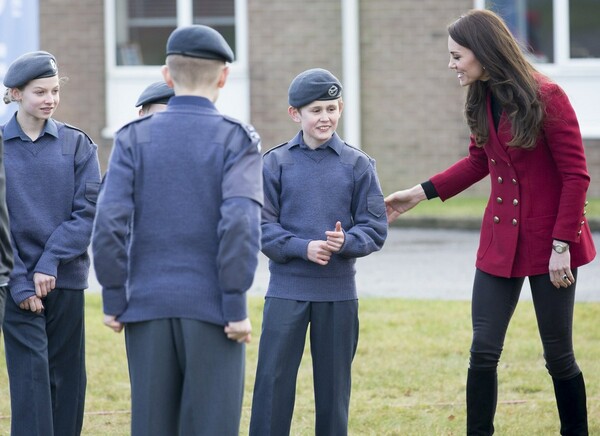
{"left": 1, "top": 295, "right": 599, "bottom": 435}
{"left": 403, "top": 196, "right": 600, "bottom": 220}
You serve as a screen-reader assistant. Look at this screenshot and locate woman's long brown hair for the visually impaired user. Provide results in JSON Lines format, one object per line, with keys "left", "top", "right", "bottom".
{"left": 448, "top": 9, "right": 544, "bottom": 149}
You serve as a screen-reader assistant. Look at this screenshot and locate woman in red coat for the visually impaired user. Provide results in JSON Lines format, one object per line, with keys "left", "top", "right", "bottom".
{"left": 385, "top": 9, "right": 595, "bottom": 436}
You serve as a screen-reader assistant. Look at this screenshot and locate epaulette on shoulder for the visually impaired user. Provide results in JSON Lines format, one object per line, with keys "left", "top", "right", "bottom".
{"left": 64, "top": 122, "right": 94, "bottom": 143}
{"left": 344, "top": 141, "right": 374, "bottom": 160}
{"left": 263, "top": 142, "right": 288, "bottom": 156}
{"left": 222, "top": 114, "right": 261, "bottom": 144}
{"left": 116, "top": 114, "right": 149, "bottom": 131}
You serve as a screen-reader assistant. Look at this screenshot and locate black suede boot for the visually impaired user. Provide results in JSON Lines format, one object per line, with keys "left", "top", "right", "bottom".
{"left": 552, "top": 372, "right": 588, "bottom": 436}
{"left": 466, "top": 368, "right": 497, "bottom": 436}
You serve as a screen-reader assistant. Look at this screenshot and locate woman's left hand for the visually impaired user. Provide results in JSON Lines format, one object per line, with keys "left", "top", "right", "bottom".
{"left": 549, "top": 249, "right": 574, "bottom": 289}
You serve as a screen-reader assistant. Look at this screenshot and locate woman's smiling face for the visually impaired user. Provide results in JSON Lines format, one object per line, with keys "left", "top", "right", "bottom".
{"left": 447, "top": 36, "right": 487, "bottom": 86}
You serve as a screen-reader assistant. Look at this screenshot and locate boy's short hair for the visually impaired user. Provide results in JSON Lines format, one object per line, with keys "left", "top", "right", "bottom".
{"left": 288, "top": 68, "right": 342, "bottom": 109}
{"left": 166, "top": 56, "right": 224, "bottom": 89}
{"left": 165, "top": 24, "right": 233, "bottom": 89}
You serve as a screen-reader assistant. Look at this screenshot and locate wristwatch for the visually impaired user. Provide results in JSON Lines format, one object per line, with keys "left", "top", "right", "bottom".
{"left": 552, "top": 242, "right": 569, "bottom": 254}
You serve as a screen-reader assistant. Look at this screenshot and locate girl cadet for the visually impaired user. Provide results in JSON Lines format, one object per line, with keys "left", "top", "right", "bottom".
{"left": 385, "top": 10, "right": 595, "bottom": 436}
{"left": 2, "top": 51, "right": 101, "bottom": 436}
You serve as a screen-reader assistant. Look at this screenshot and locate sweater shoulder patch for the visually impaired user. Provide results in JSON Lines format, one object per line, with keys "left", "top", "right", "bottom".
{"left": 222, "top": 115, "right": 261, "bottom": 150}
{"left": 263, "top": 142, "right": 294, "bottom": 170}
{"left": 61, "top": 123, "right": 97, "bottom": 161}
{"left": 263, "top": 142, "right": 288, "bottom": 157}
{"left": 115, "top": 116, "right": 152, "bottom": 143}
{"left": 341, "top": 142, "right": 375, "bottom": 173}
{"left": 63, "top": 123, "right": 95, "bottom": 144}
{"left": 343, "top": 142, "right": 374, "bottom": 160}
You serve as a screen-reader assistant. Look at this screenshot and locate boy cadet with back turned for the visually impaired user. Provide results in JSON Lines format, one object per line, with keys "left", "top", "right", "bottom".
{"left": 92, "top": 25, "right": 263, "bottom": 436}
{"left": 250, "top": 68, "right": 388, "bottom": 436}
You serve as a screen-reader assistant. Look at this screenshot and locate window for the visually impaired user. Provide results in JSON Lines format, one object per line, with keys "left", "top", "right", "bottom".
{"left": 569, "top": 0, "right": 600, "bottom": 59}
{"left": 485, "top": 0, "right": 554, "bottom": 63}
{"left": 476, "top": 0, "right": 600, "bottom": 138}
{"left": 193, "top": 0, "right": 236, "bottom": 55}
{"left": 484, "top": 0, "right": 600, "bottom": 63}
{"left": 115, "top": 0, "right": 236, "bottom": 66}
{"left": 104, "top": 0, "right": 249, "bottom": 136}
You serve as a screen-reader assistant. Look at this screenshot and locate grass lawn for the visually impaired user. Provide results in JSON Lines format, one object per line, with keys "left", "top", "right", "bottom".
{"left": 1, "top": 294, "right": 598, "bottom": 435}
{"left": 398, "top": 196, "right": 600, "bottom": 220}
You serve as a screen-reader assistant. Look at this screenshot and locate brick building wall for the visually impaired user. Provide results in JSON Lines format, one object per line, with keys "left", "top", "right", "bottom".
{"left": 35, "top": 0, "right": 600, "bottom": 198}
{"left": 584, "top": 140, "right": 600, "bottom": 198}
{"left": 247, "top": 0, "right": 483, "bottom": 197}
{"left": 248, "top": 0, "right": 343, "bottom": 151}
{"left": 247, "top": 0, "right": 600, "bottom": 198}
{"left": 39, "top": 0, "right": 110, "bottom": 168}
{"left": 360, "top": 0, "right": 478, "bottom": 196}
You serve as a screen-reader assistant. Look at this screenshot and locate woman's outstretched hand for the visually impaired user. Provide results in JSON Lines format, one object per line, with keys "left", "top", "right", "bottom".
{"left": 384, "top": 185, "right": 427, "bottom": 223}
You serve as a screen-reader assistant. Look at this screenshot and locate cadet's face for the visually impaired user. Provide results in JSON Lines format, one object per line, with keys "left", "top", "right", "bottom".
{"left": 447, "top": 36, "right": 487, "bottom": 86}
{"left": 16, "top": 76, "right": 60, "bottom": 121}
{"left": 289, "top": 99, "right": 343, "bottom": 149}
{"left": 139, "top": 103, "right": 168, "bottom": 117}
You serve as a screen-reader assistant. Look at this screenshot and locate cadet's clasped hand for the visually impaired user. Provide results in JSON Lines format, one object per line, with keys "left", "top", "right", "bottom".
{"left": 308, "top": 221, "right": 344, "bottom": 265}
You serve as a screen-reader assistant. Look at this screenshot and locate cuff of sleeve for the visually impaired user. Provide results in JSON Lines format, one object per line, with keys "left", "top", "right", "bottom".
{"left": 421, "top": 181, "right": 439, "bottom": 200}
{"left": 337, "top": 230, "right": 351, "bottom": 256}
{"left": 34, "top": 253, "right": 59, "bottom": 278}
{"left": 285, "top": 237, "right": 310, "bottom": 260}
{"left": 9, "top": 282, "right": 35, "bottom": 305}
{"left": 222, "top": 292, "right": 248, "bottom": 323}
{"left": 102, "top": 287, "right": 128, "bottom": 316}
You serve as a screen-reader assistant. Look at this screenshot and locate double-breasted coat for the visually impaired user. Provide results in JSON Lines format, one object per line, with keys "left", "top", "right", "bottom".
{"left": 430, "top": 75, "right": 596, "bottom": 278}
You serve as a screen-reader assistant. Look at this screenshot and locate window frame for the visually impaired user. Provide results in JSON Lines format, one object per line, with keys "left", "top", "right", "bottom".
{"left": 103, "top": 0, "right": 249, "bottom": 137}
{"left": 474, "top": 0, "right": 600, "bottom": 138}
{"left": 475, "top": 0, "right": 600, "bottom": 67}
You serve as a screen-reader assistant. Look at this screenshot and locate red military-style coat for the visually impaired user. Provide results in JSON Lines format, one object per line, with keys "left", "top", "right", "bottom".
{"left": 430, "top": 75, "right": 596, "bottom": 278}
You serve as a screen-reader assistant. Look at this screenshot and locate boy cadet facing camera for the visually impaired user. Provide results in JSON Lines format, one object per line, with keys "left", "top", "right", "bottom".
{"left": 92, "top": 25, "right": 263, "bottom": 436}
{"left": 249, "top": 68, "right": 388, "bottom": 436}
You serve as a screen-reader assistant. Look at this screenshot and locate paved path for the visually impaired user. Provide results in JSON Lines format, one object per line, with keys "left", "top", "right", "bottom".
{"left": 87, "top": 228, "right": 600, "bottom": 302}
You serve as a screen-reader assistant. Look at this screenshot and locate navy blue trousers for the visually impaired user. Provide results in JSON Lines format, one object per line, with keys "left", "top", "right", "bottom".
{"left": 125, "top": 318, "right": 245, "bottom": 436}
{"left": 470, "top": 269, "right": 581, "bottom": 379}
{"left": 3, "top": 289, "right": 86, "bottom": 436}
{"left": 250, "top": 298, "right": 359, "bottom": 436}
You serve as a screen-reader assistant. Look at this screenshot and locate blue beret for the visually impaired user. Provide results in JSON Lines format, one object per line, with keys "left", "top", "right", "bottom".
{"left": 136, "top": 81, "right": 174, "bottom": 107}
{"left": 3, "top": 51, "right": 58, "bottom": 88}
{"left": 166, "top": 25, "right": 234, "bottom": 63}
{"left": 288, "top": 68, "right": 343, "bottom": 108}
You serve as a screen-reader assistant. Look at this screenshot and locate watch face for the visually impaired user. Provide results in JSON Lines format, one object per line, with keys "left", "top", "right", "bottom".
{"left": 553, "top": 244, "right": 567, "bottom": 253}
